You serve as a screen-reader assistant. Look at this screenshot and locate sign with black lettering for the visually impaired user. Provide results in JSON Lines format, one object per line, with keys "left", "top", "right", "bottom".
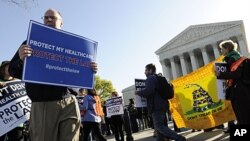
{"left": 215, "top": 62, "right": 228, "bottom": 99}
{"left": 230, "top": 124, "right": 250, "bottom": 141}
{"left": 0, "top": 80, "right": 31, "bottom": 136}
{"left": 135, "top": 79, "right": 147, "bottom": 107}
{"left": 106, "top": 96, "right": 124, "bottom": 117}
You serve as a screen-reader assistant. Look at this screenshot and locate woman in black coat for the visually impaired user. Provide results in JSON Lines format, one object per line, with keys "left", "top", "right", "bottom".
{"left": 216, "top": 40, "right": 250, "bottom": 125}
{"left": 0, "top": 61, "right": 24, "bottom": 141}
{"left": 128, "top": 99, "right": 139, "bottom": 133}
{"left": 110, "top": 92, "right": 124, "bottom": 141}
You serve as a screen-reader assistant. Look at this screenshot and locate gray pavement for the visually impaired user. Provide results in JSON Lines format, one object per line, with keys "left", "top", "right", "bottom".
{"left": 106, "top": 122, "right": 230, "bottom": 141}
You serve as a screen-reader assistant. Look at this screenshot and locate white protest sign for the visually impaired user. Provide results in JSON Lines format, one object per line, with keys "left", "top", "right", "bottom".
{"left": 0, "top": 80, "right": 31, "bottom": 136}
{"left": 106, "top": 96, "right": 124, "bottom": 117}
{"left": 135, "top": 79, "right": 147, "bottom": 107}
{"left": 215, "top": 62, "right": 228, "bottom": 99}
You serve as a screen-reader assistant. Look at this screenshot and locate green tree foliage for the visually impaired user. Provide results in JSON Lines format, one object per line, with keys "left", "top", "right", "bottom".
{"left": 94, "top": 75, "right": 115, "bottom": 101}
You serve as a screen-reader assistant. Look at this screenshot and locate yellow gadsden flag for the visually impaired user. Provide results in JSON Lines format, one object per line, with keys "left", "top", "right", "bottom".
{"left": 170, "top": 57, "right": 236, "bottom": 129}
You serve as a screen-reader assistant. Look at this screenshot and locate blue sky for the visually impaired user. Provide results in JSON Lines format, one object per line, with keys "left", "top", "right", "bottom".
{"left": 1, "top": 0, "right": 250, "bottom": 94}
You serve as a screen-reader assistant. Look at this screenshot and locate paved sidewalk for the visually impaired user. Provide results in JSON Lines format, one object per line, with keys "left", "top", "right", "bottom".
{"left": 106, "top": 128, "right": 155, "bottom": 141}
{"left": 106, "top": 128, "right": 229, "bottom": 141}
{"left": 106, "top": 123, "right": 230, "bottom": 141}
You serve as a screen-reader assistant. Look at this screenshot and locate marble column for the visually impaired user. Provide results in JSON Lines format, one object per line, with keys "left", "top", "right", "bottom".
{"left": 179, "top": 55, "right": 187, "bottom": 76}
{"left": 170, "top": 57, "right": 177, "bottom": 79}
{"left": 201, "top": 47, "right": 209, "bottom": 65}
{"left": 237, "top": 36, "right": 249, "bottom": 57}
{"left": 212, "top": 43, "right": 220, "bottom": 59}
{"left": 189, "top": 51, "right": 197, "bottom": 71}
{"left": 160, "top": 60, "right": 170, "bottom": 79}
{"left": 166, "top": 64, "right": 172, "bottom": 80}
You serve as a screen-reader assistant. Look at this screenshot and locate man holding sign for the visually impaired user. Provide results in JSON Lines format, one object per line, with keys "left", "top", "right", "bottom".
{"left": 9, "top": 8, "right": 98, "bottom": 141}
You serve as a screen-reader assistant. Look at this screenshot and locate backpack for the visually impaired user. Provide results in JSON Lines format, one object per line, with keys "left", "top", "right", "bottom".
{"left": 155, "top": 74, "right": 174, "bottom": 100}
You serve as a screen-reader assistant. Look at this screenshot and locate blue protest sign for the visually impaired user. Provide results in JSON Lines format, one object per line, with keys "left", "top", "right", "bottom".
{"left": 23, "top": 20, "right": 97, "bottom": 88}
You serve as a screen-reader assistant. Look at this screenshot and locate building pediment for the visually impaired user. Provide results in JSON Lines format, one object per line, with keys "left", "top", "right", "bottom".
{"left": 121, "top": 84, "right": 134, "bottom": 93}
{"left": 155, "top": 20, "right": 243, "bottom": 54}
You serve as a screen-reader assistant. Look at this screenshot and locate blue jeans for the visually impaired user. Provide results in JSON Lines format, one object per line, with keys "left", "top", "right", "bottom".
{"left": 152, "top": 111, "right": 181, "bottom": 141}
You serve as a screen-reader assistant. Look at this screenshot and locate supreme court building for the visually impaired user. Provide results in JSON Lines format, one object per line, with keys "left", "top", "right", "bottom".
{"left": 122, "top": 20, "right": 249, "bottom": 105}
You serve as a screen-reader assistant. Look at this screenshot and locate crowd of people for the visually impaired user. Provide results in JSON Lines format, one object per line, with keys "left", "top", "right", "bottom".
{"left": 0, "top": 8, "right": 155, "bottom": 141}
{"left": 78, "top": 90, "right": 168, "bottom": 141}
{"left": 1, "top": 8, "right": 96, "bottom": 141}
{"left": 1, "top": 7, "right": 250, "bottom": 141}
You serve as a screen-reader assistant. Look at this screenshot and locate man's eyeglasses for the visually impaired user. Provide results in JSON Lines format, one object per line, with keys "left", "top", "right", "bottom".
{"left": 41, "top": 16, "right": 59, "bottom": 20}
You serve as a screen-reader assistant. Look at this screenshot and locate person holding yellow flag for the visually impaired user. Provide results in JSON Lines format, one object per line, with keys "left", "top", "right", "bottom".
{"left": 216, "top": 40, "right": 250, "bottom": 125}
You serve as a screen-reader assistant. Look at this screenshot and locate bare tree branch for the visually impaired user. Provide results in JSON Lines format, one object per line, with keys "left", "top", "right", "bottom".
{"left": 2, "top": 0, "right": 38, "bottom": 9}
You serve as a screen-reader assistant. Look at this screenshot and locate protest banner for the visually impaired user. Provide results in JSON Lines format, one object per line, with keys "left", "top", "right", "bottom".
{"left": 23, "top": 20, "right": 98, "bottom": 89}
{"left": 215, "top": 62, "right": 228, "bottom": 99}
{"left": 170, "top": 56, "right": 236, "bottom": 129}
{"left": 106, "top": 96, "right": 124, "bottom": 117}
{"left": 134, "top": 79, "right": 147, "bottom": 107}
{"left": 0, "top": 80, "right": 31, "bottom": 136}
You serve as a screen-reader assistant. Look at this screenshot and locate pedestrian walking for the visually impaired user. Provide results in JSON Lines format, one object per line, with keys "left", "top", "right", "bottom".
{"left": 135, "top": 63, "right": 186, "bottom": 141}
